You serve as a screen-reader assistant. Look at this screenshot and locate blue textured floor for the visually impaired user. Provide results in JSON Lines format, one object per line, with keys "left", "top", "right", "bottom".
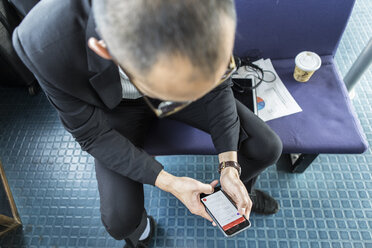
{"left": 1, "top": 1, "right": 372, "bottom": 248}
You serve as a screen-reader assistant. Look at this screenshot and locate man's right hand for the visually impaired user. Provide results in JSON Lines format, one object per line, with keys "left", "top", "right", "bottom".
{"left": 155, "top": 170, "right": 218, "bottom": 224}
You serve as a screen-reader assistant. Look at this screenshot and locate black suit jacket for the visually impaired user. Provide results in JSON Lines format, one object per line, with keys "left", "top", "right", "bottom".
{"left": 12, "top": 0, "right": 240, "bottom": 185}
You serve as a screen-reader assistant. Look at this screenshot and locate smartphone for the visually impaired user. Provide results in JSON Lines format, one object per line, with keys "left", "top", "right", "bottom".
{"left": 200, "top": 186, "right": 251, "bottom": 237}
{"left": 231, "top": 76, "right": 258, "bottom": 115}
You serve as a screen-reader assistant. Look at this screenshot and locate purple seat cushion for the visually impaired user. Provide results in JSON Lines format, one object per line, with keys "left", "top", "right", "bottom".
{"left": 144, "top": 56, "right": 367, "bottom": 156}
{"left": 267, "top": 56, "right": 367, "bottom": 154}
{"left": 144, "top": 119, "right": 215, "bottom": 156}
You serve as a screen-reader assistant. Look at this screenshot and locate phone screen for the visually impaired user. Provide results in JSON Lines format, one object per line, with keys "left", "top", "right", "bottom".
{"left": 201, "top": 189, "right": 250, "bottom": 236}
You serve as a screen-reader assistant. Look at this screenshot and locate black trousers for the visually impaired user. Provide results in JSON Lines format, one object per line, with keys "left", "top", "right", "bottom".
{"left": 95, "top": 91, "right": 282, "bottom": 247}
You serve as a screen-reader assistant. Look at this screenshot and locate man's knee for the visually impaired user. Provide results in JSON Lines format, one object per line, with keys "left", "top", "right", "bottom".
{"left": 101, "top": 206, "right": 143, "bottom": 240}
{"left": 264, "top": 131, "right": 283, "bottom": 165}
{"left": 240, "top": 130, "right": 282, "bottom": 165}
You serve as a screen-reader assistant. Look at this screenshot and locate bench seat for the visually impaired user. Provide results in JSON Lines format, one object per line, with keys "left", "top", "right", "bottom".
{"left": 144, "top": 56, "right": 368, "bottom": 156}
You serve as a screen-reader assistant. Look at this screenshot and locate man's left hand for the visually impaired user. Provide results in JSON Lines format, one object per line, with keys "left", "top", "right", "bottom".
{"left": 220, "top": 167, "right": 252, "bottom": 220}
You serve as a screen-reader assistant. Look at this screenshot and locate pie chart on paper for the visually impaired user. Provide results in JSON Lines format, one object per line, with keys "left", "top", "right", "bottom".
{"left": 257, "top": 97, "right": 265, "bottom": 110}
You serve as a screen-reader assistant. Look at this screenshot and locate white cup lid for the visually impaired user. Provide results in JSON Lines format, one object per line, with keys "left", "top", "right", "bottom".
{"left": 295, "top": 51, "right": 322, "bottom": 71}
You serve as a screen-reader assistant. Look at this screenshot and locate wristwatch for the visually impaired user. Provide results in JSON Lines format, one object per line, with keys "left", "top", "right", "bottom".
{"left": 218, "top": 161, "right": 241, "bottom": 176}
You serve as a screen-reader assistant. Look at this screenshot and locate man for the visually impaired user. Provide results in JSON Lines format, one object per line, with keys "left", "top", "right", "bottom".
{"left": 13, "top": 0, "right": 282, "bottom": 247}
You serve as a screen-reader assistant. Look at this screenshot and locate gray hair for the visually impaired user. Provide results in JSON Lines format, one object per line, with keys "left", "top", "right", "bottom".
{"left": 92, "top": 0, "right": 236, "bottom": 78}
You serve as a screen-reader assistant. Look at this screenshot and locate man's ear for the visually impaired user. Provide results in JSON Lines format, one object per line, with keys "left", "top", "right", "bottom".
{"left": 88, "top": 37, "right": 112, "bottom": 60}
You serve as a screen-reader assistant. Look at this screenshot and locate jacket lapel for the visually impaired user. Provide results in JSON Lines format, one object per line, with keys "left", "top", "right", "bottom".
{"left": 89, "top": 65, "right": 122, "bottom": 109}
{"left": 85, "top": 8, "right": 122, "bottom": 109}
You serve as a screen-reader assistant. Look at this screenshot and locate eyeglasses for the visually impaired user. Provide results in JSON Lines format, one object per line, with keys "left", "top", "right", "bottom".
{"left": 120, "top": 55, "right": 237, "bottom": 118}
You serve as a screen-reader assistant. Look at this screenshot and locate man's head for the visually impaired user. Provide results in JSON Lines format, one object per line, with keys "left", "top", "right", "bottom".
{"left": 89, "top": 0, "right": 236, "bottom": 102}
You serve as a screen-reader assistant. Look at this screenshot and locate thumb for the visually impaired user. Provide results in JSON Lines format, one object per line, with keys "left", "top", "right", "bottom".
{"left": 209, "top": 180, "right": 219, "bottom": 189}
{"left": 238, "top": 207, "right": 246, "bottom": 217}
{"left": 227, "top": 191, "right": 245, "bottom": 216}
{"left": 235, "top": 198, "right": 248, "bottom": 217}
{"left": 198, "top": 182, "right": 214, "bottom": 195}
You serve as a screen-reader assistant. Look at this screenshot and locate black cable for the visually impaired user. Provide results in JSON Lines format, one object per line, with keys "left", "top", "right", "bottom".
{"left": 232, "top": 56, "right": 277, "bottom": 93}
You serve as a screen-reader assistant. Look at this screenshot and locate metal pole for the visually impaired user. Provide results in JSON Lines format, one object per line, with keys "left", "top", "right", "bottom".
{"left": 344, "top": 37, "right": 372, "bottom": 92}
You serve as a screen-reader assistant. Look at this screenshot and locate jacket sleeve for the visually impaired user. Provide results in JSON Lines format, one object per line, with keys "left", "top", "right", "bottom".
{"left": 12, "top": 28, "right": 164, "bottom": 186}
{"left": 202, "top": 78, "right": 241, "bottom": 154}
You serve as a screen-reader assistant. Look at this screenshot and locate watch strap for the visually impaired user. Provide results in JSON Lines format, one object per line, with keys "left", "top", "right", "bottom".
{"left": 218, "top": 161, "right": 241, "bottom": 176}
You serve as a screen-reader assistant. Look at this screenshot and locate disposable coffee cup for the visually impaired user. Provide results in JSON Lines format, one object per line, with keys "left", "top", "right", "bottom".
{"left": 294, "top": 51, "right": 322, "bottom": 82}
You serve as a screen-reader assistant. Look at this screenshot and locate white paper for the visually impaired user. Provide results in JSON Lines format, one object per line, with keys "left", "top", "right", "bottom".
{"left": 235, "top": 58, "right": 302, "bottom": 122}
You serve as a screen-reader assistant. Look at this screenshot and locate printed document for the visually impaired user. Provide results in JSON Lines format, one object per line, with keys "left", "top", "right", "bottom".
{"left": 234, "top": 58, "right": 302, "bottom": 122}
